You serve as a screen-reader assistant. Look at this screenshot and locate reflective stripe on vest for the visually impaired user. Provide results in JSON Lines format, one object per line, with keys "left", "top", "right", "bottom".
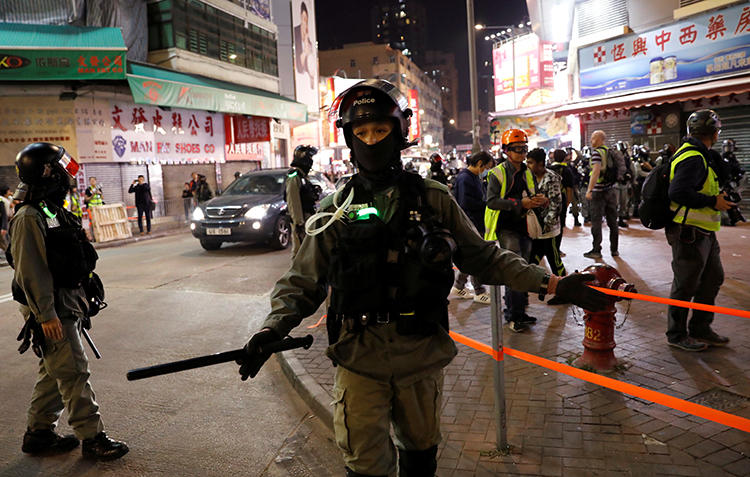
{"left": 669, "top": 143, "right": 720, "bottom": 232}
{"left": 483, "top": 161, "right": 536, "bottom": 241}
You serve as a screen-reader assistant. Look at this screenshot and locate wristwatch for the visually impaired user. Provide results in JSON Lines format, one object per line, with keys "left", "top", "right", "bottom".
{"left": 538, "top": 273, "right": 551, "bottom": 301}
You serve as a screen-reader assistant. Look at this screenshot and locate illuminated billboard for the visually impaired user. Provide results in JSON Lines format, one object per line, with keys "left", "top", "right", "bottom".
{"left": 493, "top": 33, "right": 554, "bottom": 111}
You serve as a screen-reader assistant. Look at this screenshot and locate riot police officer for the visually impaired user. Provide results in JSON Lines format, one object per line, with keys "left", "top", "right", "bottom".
{"left": 236, "top": 80, "right": 608, "bottom": 477}
{"left": 286, "top": 145, "right": 319, "bottom": 257}
{"left": 428, "top": 152, "right": 448, "bottom": 185}
{"left": 9, "top": 143, "right": 128, "bottom": 460}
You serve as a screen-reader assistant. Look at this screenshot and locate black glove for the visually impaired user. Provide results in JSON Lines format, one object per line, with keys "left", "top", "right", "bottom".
{"left": 237, "top": 328, "right": 280, "bottom": 381}
{"left": 554, "top": 273, "right": 610, "bottom": 312}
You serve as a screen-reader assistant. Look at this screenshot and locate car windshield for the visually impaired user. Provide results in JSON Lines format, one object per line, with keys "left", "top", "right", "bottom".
{"left": 222, "top": 174, "right": 284, "bottom": 195}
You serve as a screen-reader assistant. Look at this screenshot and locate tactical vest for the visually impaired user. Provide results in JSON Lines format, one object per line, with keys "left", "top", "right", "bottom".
{"left": 483, "top": 160, "right": 537, "bottom": 241}
{"left": 669, "top": 143, "right": 721, "bottom": 232}
{"left": 286, "top": 168, "right": 317, "bottom": 215}
{"left": 8, "top": 202, "right": 98, "bottom": 290}
{"left": 326, "top": 173, "right": 454, "bottom": 341}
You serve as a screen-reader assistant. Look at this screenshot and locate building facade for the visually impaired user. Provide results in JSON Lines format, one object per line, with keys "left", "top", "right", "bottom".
{"left": 0, "top": 0, "right": 307, "bottom": 223}
{"left": 370, "top": 0, "right": 428, "bottom": 66}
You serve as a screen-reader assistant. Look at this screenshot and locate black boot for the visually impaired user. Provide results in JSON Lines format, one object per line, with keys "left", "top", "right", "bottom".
{"left": 618, "top": 218, "right": 628, "bottom": 228}
{"left": 22, "top": 428, "right": 79, "bottom": 455}
{"left": 82, "top": 432, "right": 129, "bottom": 460}
{"left": 398, "top": 445, "right": 438, "bottom": 477}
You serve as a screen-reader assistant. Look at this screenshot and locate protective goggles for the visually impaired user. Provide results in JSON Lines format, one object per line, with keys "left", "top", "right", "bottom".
{"left": 56, "top": 147, "right": 80, "bottom": 178}
{"left": 506, "top": 145, "right": 529, "bottom": 154}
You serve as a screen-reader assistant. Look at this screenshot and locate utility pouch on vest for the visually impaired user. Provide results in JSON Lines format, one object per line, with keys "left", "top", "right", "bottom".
{"left": 396, "top": 310, "right": 441, "bottom": 336}
{"left": 326, "top": 308, "right": 342, "bottom": 347}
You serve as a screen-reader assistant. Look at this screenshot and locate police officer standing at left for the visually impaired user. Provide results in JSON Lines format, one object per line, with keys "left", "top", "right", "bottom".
{"left": 286, "top": 145, "right": 319, "bottom": 257}
{"left": 9, "top": 143, "right": 128, "bottom": 460}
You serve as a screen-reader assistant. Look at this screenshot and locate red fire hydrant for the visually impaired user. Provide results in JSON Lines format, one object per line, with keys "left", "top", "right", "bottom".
{"left": 573, "top": 264, "right": 636, "bottom": 373}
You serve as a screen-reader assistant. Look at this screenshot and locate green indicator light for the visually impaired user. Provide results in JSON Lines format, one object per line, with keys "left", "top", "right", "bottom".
{"left": 288, "top": 170, "right": 298, "bottom": 178}
{"left": 39, "top": 201, "right": 56, "bottom": 219}
{"left": 355, "top": 207, "right": 379, "bottom": 220}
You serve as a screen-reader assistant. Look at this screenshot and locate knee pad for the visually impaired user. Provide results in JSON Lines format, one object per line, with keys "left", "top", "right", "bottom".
{"left": 345, "top": 467, "right": 386, "bottom": 477}
{"left": 398, "top": 445, "right": 438, "bottom": 477}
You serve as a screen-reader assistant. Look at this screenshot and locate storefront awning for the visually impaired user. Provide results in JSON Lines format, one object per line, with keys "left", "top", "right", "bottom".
{"left": 555, "top": 75, "right": 750, "bottom": 117}
{"left": 127, "top": 62, "right": 307, "bottom": 123}
{"left": 0, "top": 22, "right": 126, "bottom": 80}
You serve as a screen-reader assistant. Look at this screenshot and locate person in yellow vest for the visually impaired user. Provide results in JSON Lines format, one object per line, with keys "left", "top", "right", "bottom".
{"left": 484, "top": 129, "right": 548, "bottom": 332}
{"left": 65, "top": 185, "right": 83, "bottom": 218}
{"left": 665, "top": 109, "right": 736, "bottom": 351}
{"left": 84, "top": 177, "right": 103, "bottom": 208}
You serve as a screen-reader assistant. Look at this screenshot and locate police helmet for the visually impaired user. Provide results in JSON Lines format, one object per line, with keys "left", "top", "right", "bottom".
{"left": 429, "top": 152, "right": 443, "bottom": 163}
{"left": 331, "top": 79, "right": 413, "bottom": 149}
{"left": 291, "top": 145, "right": 318, "bottom": 171}
{"left": 722, "top": 139, "right": 736, "bottom": 153}
{"left": 687, "top": 109, "right": 721, "bottom": 137}
{"left": 16, "top": 143, "right": 79, "bottom": 186}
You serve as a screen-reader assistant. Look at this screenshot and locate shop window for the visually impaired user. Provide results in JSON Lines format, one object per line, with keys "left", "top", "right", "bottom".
{"left": 149, "top": 0, "right": 278, "bottom": 76}
{"left": 389, "top": 55, "right": 396, "bottom": 64}
{"left": 372, "top": 56, "right": 379, "bottom": 65}
{"left": 350, "top": 59, "right": 356, "bottom": 67}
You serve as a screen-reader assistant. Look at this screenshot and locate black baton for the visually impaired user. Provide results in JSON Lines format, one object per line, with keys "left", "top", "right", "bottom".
{"left": 81, "top": 328, "right": 102, "bottom": 359}
{"left": 126, "top": 334, "right": 313, "bottom": 381}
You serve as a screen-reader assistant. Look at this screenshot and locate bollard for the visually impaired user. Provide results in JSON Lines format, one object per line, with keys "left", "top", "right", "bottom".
{"left": 573, "top": 264, "right": 636, "bottom": 372}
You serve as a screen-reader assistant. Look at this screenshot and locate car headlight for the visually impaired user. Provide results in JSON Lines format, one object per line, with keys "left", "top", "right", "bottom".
{"left": 244, "top": 204, "right": 270, "bottom": 219}
{"left": 192, "top": 207, "right": 205, "bottom": 220}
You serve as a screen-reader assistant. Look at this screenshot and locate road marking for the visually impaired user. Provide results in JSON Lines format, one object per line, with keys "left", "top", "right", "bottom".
{"left": 0, "top": 292, "right": 14, "bottom": 304}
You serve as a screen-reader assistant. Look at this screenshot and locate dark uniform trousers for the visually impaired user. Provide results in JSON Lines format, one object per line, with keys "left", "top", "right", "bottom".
{"left": 665, "top": 223, "right": 724, "bottom": 342}
{"left": 590, "top": 187, "right": 619, "bottom": 253}
{"left": 27, "top": 315, "right": 104, "bottom": 439}
{"left": 498, "top": 229, "right": 532, "bottom": 321}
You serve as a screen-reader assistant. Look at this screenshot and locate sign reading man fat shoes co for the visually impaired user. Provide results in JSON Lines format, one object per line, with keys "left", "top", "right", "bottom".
{"left": 579, "top": 3, "right": 750, "bottom": 98}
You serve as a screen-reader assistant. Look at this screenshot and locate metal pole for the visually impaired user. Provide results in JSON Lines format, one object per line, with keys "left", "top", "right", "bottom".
{"left": 466, "top": 0, "right": 481, "bottom": 154}
{"left": 490, "top": 285, "right": 509, "bottom": 452}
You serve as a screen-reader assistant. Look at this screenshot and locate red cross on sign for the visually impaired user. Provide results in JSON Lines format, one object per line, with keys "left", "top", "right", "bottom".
{"left": 594, "top": 46, "right": 606, "bottom": 64}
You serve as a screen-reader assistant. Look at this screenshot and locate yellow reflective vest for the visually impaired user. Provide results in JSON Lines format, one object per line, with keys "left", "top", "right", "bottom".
{"left": 669, "top": 142, "right": 721, "bottom": 232}
{"left": 483, "top": 161, "right": 536, "bottom": 241}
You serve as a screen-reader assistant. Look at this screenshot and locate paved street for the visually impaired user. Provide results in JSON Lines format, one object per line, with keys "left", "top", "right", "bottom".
{"left": 1, "top": 220, "right": 749, "bottom": 477}
{"left": 0, "top": 233, "right": 340, "bottom": 477}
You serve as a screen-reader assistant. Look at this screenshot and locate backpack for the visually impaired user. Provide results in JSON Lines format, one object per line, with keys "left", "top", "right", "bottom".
{"left": 600, "top": 146, "right": 627, "bottom": 184}
{"left": 639, "top": 146, "right": 699, "bottom": 230}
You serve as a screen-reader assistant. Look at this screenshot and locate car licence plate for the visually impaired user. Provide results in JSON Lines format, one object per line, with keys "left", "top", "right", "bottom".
{"left": 206, "top": 227, "right": 231, "bottom": 236}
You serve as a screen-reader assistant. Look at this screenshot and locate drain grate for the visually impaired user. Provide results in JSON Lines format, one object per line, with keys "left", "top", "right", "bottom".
{"left": 687, "top": 387, "right": 750, "bottom": 411}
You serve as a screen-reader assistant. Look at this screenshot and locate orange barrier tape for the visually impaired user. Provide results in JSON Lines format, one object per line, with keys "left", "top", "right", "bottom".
{"left": 589, "top": 286, "right": 750, "bottom": 319}
{"left": 306, "top": 314, "right": 327, "bottom": 329}
{"left": 449, "top": 331, "right": 502, "bottom": 361}
{"left": 450, "top": 330, "right": 750, "bottom": 434}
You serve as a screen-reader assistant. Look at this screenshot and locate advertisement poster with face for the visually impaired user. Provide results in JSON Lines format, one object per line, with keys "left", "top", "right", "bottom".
{"left": 292, "top": 0, "right": 319, "bottom": 113}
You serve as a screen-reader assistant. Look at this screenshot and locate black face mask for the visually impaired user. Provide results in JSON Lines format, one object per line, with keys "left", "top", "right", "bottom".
{"left": 37, "top": 171, "right": 70, "bottom": 206}
{"left": 351, "top": 129, "right": 402, "bottom": 186}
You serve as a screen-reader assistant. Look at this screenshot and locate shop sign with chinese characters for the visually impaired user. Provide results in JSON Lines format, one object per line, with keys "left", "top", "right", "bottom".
{"left": 109, "top": 103, "right": 225, "bottom": 164}
{"left": 75, "top": 99, "right": 112, "bottom": 162}
{"left": 579, "top": 3, "right": 750, "bottom": 97}
{"left": 0, "top": 97, "right": 78, "bottom": 166}
{"left": 0, "top": 51, "right": 125, "bottom": 80}
{"left": 223, "top": 114, "right": 271, "bottom": 162}
{"left": 407, "top": 89, "right": 421, "bottom": 141}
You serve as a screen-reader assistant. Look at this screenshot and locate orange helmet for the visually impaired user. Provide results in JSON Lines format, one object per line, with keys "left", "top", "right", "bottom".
{"left": 501, "top": 129, "right": 528, "bottom": 147}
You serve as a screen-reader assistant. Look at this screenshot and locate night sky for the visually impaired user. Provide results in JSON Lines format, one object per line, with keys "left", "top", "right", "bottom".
{"left": 314, "top": 0, "right": 529, "bottom": 111}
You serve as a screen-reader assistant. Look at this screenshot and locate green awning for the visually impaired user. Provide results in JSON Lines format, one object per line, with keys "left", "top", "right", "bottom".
{"left": 0, "top": 22, "right": 126, "bottom": 80}
{"left": 127, "top": 62, "right": 307, "bottom": 122}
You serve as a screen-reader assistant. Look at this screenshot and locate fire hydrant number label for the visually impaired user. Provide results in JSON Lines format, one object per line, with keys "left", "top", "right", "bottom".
{"left": 585, "top": 326, "right": 602, "bottom": 342}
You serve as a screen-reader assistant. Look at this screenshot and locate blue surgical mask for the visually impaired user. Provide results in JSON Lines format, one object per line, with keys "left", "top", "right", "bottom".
{"left": 480, "top": 169, "right": 489, "bottom": 179}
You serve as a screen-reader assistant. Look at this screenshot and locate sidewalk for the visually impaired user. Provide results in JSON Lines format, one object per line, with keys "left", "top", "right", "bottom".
{"left": 278, "top": 219, "right": 750, "bottom": 476}
{"left": 92, "top": 218, "right": 189, "bottom": 249}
